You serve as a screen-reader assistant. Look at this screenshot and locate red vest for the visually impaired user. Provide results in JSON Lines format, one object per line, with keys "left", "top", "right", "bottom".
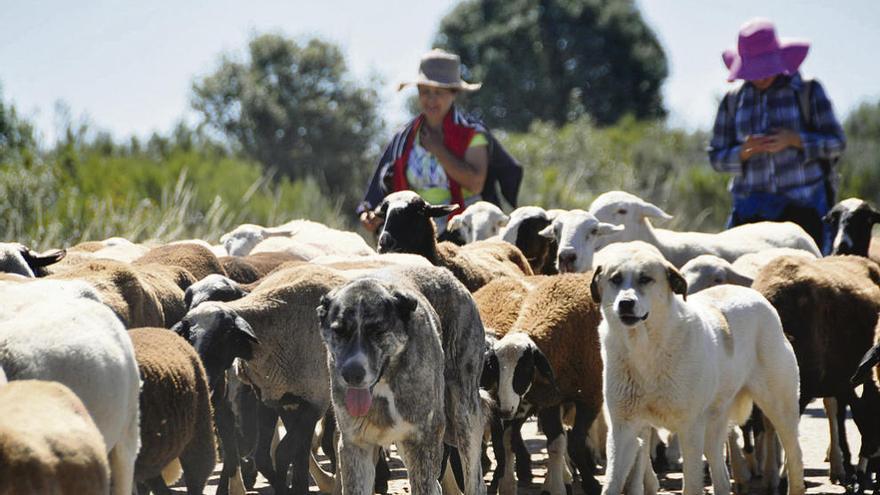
{"left": 392, "top": 109, "right": 477, "bottom": 218}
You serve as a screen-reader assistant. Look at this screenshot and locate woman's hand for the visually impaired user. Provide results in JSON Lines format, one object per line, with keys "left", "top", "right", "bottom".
{"left": 359, "top": 211, "right": 383, "bottom": 233}
{"left": 764, "top": 128, "right": 803, "bottom": 152}
{"left": 420, "top": 125, "right": 446, "bottom": 155}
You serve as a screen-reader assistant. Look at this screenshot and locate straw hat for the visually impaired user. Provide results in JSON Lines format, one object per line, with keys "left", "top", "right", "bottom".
{"left": 398, "top": 48, "right": 482, "bottom": 92}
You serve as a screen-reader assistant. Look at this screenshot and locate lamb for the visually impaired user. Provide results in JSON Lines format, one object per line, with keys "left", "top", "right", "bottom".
{"left": 536, "top": 209, "right": 622, "bottom": 273}
{"left": 130, "top": 327, "right": 217, "bottom": 494}
{"left": 752, "top": 254, "right": 880, "bottom": 486}
{"left": 824, "top": 198, "right": 880, "bottom": 258}
{"left": 0, "top": 242, "right": 66, "bottom": 277}
{"left": 134, "top": 242, "right": 228, "bottom": 281}
{"left": 500, "top": 206, "right": 559, "bottom": 275}
{"left": 484, "top": 273, "right": 610, "bottom": 495}
{"left": 0, "top": 281, "right": 141, "bottom": 495}
{"left": 447, "top": 200, "right": 510, "bottom": 244}
{"left": 588, "top": 190, "right": 822, "bottom": 266}
{"left": 221, "top": 219, "right": 374, "bottom": 258}
{"left": 0, "top": 375, "right": 111, "bottom": 495}
{"left": 680, "top": 248, "right": 817, "bottom": 295}
{"left": 374, "top": 191, "right": 533, "bottom": 291}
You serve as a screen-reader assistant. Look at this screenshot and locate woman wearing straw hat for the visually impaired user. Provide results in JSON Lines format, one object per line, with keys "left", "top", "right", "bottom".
{"left": 708, "top": 18, "right": 845, "bottom": 253}
{"left": 358, "top": 48, "right": 522, "bottom": 235}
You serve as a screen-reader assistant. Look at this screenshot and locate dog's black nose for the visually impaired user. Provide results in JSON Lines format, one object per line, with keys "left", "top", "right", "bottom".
{"left": 341, "top": 363, "right": 366, "bottom": 385}
{"left": 618, "top": 299, "right": 635, "bottom": 313}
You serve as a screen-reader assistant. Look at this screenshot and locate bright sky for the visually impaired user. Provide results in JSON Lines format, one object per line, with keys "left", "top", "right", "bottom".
{"left": 1, "top": 0, "right": 878, "bottom": 145}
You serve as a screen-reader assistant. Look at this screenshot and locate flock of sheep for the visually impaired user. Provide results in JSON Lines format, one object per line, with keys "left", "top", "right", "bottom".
{"left": 0, "top": 188, "right": 879, "bottom": 495}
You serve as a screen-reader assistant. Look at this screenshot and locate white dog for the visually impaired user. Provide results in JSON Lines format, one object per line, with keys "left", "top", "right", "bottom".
{"left": 590, "top": 242, "right": 804, "bottom": 495}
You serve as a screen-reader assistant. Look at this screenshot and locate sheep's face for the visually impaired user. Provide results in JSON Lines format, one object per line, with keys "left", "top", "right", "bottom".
{"left": 184, "top": 274, "right": 249, "bottom": 309}
{"left": 493, "top": 333, "right": 555, "bottom": 420}
{"left": 221, "top": 225, "right": 269, "bottom": 256}
{"left": 374, "top": 192, "right": 456, "bottom": 255}
{"left": 448, "top": 202, "right": 509, "bottom": 244}
{"left": 824, "top": 198, "right": 880, "bottom": 256}
{"left": 539, "top": 210, "right": 622, "bottom": 274}
{"left": 317, "top": 279, "right": 416, "bottom": 417}
{"left": 501, "top": 209, "right": 554, "bottom": 273}
{"left": 589, "top": 191, "right": 672, "bottom": 251}
{"left": 591, "top": 242, "right": 687, "bottom": 328}
{"left": 172, "top": 302, "right": 258, "bottom": 390}
{"left": 680, "top": 255, "right": 735, "bottom": 295}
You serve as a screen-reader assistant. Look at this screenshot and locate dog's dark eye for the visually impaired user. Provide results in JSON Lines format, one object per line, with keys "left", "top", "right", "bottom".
{"left": 638, "top": 275, "right": 654, "bottom": 285}
{"left": 610, "top": 273, "right": 623, "bottom": 285}
{"left": 589, "top": 228, "right": 598, "bottom": 236}
{"left": 617, "top": 209, "right": 627, "bottom": 215}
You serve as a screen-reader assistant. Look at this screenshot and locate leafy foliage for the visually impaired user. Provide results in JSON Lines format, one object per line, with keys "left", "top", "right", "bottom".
{"left": 435, "top": 0, "right": 668, "bottom": 131}
{"left": 191, "top": 34, "right": 384, "bottom": 206}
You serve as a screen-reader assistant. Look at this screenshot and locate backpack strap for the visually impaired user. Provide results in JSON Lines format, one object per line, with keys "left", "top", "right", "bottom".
{"left": 725, "top": 82, "right": 743, "bottom": 120}
{"left": 796, "top": 78, "right": 815, "bottom": 131}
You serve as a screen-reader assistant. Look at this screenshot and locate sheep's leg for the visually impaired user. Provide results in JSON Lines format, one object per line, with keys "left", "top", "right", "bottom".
{"left": 278, "top": 399, "right": 324, "bottom": 495}
{"left": 108, "top": 407, "right": 139, "bottom": 495}
{"left": 750, "top": 385, "right": 805, "bottom": 495}
{"left": 252, "top": 402, "right": 281, "bottom": 490}
{"left": 568, "top": 401, "right": 601, "bottom": 495}
{"left": 233, "top": 380, "right": 261, "bottom": 489}
{"left": 488, "top": 415, "right": 507, "bottom": 493}
{"left": 835, "top": 395, "right": 855, "bottom": 477}
{"left": 602, "top": 418, "right": 641, "bottom": 495}
{"left": 499, "top": 421, "right": 519, "bottom": 495}
{"left": 704, "top": 415, "right": 732, "bottom": 495}
{"left": 512, "top": 422, "right": 532, "bottom": 486}
{"left": 823, "top": 397, "right": 846, "bottom": 483}
{"left": 321, "top": 409, "right": 338, "bottom": 471}
{"left": 213, "top": 387, "right": 246, "bottom": 495}
{"left": 538, "top": 406, "right": 569, "bottom": 495}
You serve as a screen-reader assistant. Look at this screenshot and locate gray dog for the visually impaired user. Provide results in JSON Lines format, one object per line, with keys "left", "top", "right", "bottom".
{"left": 318, "top": 265, "right": 486, "bottom": 495}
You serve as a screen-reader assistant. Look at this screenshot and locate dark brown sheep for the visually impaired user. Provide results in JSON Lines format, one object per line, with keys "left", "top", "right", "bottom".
{"left": 130, "top": 327, "right": 216, "bottom": 494}
{"left": 135, "top": 243, "right": 227, "bottom": 281}
{"left": 219, "top": 252, "right": 306, "bottom": 284}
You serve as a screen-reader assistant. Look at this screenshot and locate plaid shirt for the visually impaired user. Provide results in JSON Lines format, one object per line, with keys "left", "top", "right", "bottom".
{"left": 708, "top": 73, "right": 846, "bottom": 196}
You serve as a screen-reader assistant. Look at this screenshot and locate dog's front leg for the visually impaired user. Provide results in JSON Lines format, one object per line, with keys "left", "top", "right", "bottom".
{"left": 339, "top": 439, "right": 378, "bottom": 495}
{"left": 602, "top": 418, "right": 641, "bottom": 495}
{"left": 400, "top": 438, "right": 444, "bottom": 495}
{"left": 677, "top": 425, "right": 707, "bottom": 495}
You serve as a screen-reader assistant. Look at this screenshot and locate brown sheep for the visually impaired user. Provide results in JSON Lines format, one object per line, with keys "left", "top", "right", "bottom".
{"left": 219, "top": 252, "right": 306, "bottom": 284}
{"left": 374, "top": 191, "right": 533, "bottom": 292}
{"left": 753, "top": 255, "right": 880, "bottom": 485}
{"left": 473, "top": 275, "right": 542, "bottom": 333}
{"left": 135, "top": 243, "right": 227, "bottom": 281}
{"left": 0, "top": 378, "right": 110, "bottom": 495}
{"left": 130, "top": 328, "right": 216, "bottom": 494}
{"left": 485, "top": 273, "right": 603, "bottom": 495}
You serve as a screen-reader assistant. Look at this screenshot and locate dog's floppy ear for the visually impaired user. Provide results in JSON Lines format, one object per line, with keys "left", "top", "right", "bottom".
{"left": 532, "top": 346, "right": 558, "bottom": 390}
{"left": 392, "top": 289, "right": 418, "bottom": 322}
{"left": 667, "top": 265, "right": 688, "bottom": 300}
{"left": 590, "top": 266, "right": 603, "bottom": 303}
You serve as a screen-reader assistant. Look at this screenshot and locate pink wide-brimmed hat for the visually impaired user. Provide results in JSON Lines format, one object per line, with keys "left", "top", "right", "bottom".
{"left": 723, "top": 18, "right": 810, "bottom": 82}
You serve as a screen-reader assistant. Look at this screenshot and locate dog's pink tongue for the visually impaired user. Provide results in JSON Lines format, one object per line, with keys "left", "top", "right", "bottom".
{"left": 345, "top": 388, "right": 373, "bottom": 417}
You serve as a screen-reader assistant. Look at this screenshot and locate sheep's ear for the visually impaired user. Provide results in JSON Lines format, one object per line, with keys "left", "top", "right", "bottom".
{"left": 426, "top": 204, "right": 459, "bottom": 218}
{"left": 822, "top": 208, "right": 841, "bottom": 225}
{"left": 481, "top": 349, "right": 499, "bottom": 389}
{"left": 590, "top": 266, "right": 603, "bottom": 303}
{"left": 597, "top": 222, "right": 624, "bottom": 236}
{"left": 498, "top": 214, "right": 510, "bottom": 228}
{"left": 638, "top": 201, "right": 673, "bottom": 220}
{"left": 21, "top": 246, "right": 66, "bottom": 268}
{"left": 727, "top": 267, "right": 754, "bottom": 287}
{"left": 538, "top": 224, "right": 556, "bottom": 240}
{"left": 392, "top": 290, "right": 418, "bottom": 323}
{"left": 447, "top": 215, "right": 464, "bottom": 231}
{"left": 232, "top": 315, "right": 259, "bottom": 344}
{"left": 171, "top": 319, "right": 191, "bottom": 340}
{"left": 532, "top": 346, "right": 557, "bottom": 390}
{"left": 851, "top": 342, "right": 880, "bottom": 385}
{"left": 667, "top": 266, "right": 688, "bottom": 300}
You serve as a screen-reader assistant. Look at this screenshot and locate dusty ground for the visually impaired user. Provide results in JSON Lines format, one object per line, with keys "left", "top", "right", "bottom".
{"left": 187, "top": 399, "right": 871, "bottom": 494}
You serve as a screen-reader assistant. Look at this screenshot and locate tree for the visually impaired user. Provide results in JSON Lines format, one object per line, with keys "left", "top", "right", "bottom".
{"left": 435, "top": 0, "right": 668, "bottom": 130}
{"left": 191, "top": 34, "right": 384, "bottom": 201}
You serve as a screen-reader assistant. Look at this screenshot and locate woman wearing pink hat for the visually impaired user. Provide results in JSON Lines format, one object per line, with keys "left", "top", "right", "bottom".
{"left": 708, "top": 18, "right": 845, "bottom": 253}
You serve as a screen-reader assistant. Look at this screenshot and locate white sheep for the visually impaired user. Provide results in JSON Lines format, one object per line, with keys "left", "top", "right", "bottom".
{"left": 221, "top": 220, "right": 374, "bottom": 258}
{"left": 447, "top": 201, "right": 510, "bottom": 243}
{"left": 0, "top": 280, "right": 141, "bottom": 495}
{"left": 588, "top": 190, "right": 822, "bottom": 267}
{"left": 680, "top": 248, "right": 817, "bottom": 295}
{"left": 537, "top": 209, "right": 623, "bottom": 273}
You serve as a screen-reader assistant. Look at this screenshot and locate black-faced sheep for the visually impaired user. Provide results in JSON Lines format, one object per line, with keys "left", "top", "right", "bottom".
{"left": 500, "top": 206, "right": 558, "bottom": 275}
{"left": 0, "top": 377, "right": 110, "bottom": 495}
{"left": 374, "top": 191, "right": 532, "bottom": 291}
{"left": 824, "top": 198, "right": 880, "bottom": 258}
{"left": 753, "top": 255, "right": 880, "bottom": 485}
{"left": 130, "top": 327, "right": 217, "bottom": 494}
{"left": 485, "top": 274, "right": 606, "bottom": 495}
